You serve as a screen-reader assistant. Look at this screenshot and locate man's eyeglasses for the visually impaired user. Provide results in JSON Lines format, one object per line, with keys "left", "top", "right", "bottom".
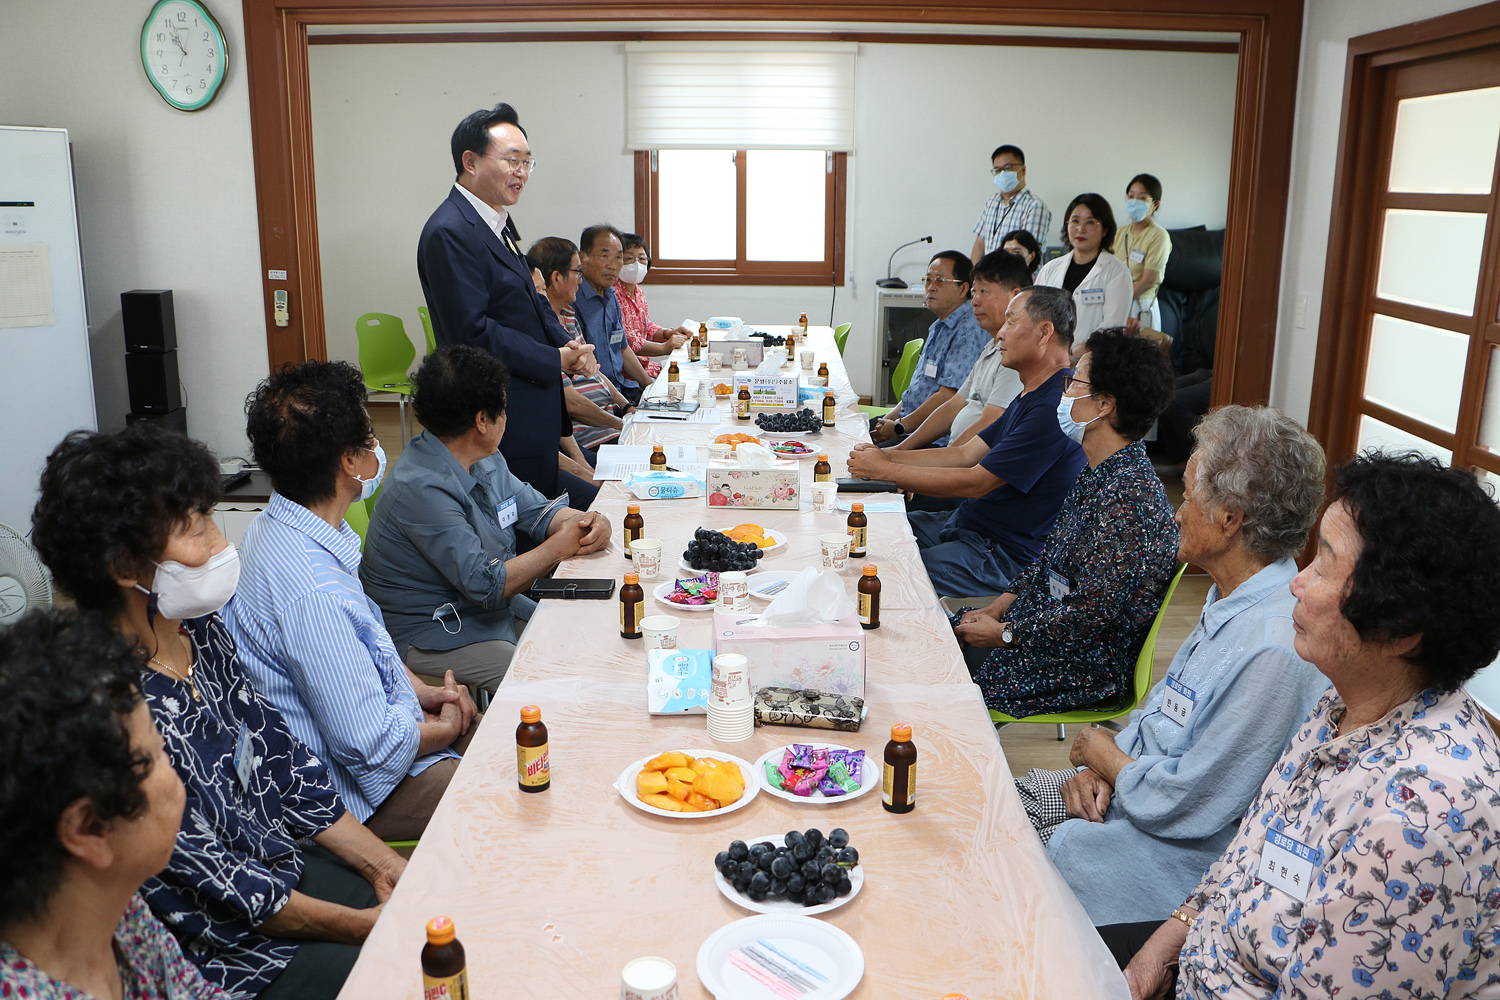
{"left": 990, "top": 164, "right": 1023, "bottom": 175}
{"left": 922, "top": 275, "right": 966, "bottom": 286}
{"left": 486, "top": 153, "right": 536, "bottom": 174}
{"left": 1063, "top": 376, "right": 1092, "bottom": 392}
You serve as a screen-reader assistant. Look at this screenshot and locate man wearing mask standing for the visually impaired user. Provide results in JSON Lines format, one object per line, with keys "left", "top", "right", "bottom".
{"left": 574, "top": 224, "right": 653, "bottom": 405}
{"left": 417, "top": 102, "right": 597, "bottom": 500}
{"left": 971, "top": 144, "right": 1052, "bottom": 263}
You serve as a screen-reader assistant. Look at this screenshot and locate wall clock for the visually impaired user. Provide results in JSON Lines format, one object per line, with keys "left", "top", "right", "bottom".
{"left": 140, "top": 0, "right": 227, "bottom": 112}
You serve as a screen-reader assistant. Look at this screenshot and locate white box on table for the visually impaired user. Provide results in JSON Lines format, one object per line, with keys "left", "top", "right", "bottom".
{"left": 706, "top": 459, "right": 801, "bottom": 509}
{"left": 713, "top": 611, "right": 866, "bottom": 699}
{"left": 731, "top": 372, "right": 799, "bottom": 409}
{"left": 647, "top": 649, "right": 714, "bottom": 715}
{"left": 709, "top": 337, "right": 763, "bottom": 365}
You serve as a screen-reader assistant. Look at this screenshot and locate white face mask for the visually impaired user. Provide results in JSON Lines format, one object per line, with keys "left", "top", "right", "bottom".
{"left": 619, "top": 261, "right": 648, "bottom": 284}
{"left": 139, "top": 544, "right": 241, "bottom": 621}
{"left": 994, "top": 170, "right": 1020, "bottom": 194}
{"left": 353, "top": 443, "right": 386, "bottom": 503}
{"left": 1056, "top": 393, "right": 1101, "bottom": 444}
{"left": 1125, "top": 198, "right": 1152, "bottom": 223}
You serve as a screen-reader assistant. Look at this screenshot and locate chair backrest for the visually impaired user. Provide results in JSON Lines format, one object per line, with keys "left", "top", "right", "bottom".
{"left": 833, "top": 323, "right": 851, "bottom": 355}
{"left": 355, "top": 313, "right": 417, "bottom": 389}
{"left": 343, "top": 498, "right": 370, "bottom": 549}
{"left": 1129, "top": 563, "right": 1189, "bottom": 705}
{"left": 417, "top": 306, "right": 437, "bottom": 356}
{"left": 891, "top": 337, "right": 924, "bottom": 400}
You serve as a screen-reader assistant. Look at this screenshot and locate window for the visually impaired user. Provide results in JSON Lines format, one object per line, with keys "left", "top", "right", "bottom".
{"left": 635, "top": 148, "right": 846, "bottom": 284}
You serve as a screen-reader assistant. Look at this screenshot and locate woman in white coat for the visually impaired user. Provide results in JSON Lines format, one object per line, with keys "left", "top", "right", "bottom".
{"left": 1035, "top": 193, "right": 1133, "bottom": 355}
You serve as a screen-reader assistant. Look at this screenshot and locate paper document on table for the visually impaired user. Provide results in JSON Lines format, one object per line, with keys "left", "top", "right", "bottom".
{"left": 0, "top": 243, "right": 56, "bottom": 328}
{"left": 595, "top": 444, "right": 704, "bottom": 481}
{"left": 631, "top": 407, "right": 721, "bottom": 425}
{"left": 837, "top": 499, "right": 906, "bottom": 513}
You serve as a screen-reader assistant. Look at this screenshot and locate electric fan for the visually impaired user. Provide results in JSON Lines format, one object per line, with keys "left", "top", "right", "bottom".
{"left": 0, "top": 523, "right": 52, "bottom": 628}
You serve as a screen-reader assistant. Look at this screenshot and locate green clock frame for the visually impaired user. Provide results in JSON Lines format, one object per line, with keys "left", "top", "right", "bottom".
{"left": 140, "top": 0, "right": 228, "bottom": 112}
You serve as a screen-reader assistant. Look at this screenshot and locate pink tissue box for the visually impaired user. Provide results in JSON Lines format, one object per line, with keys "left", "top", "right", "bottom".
{"left": 713, "top": 611, "right": 866, "bottom": 699}
{"left": 705, "top": 462, "right": 801, "bottom": 510}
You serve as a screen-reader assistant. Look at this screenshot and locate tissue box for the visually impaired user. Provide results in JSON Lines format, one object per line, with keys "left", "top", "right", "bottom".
{"left": 753, "top": 687, "right": 864, "bottom": 732}
{"left": 706, "top": 461, "right": 801, "bottom": 510}
{"left": 647, "top": 649, "right": 715, "bottom": 715}
{"left": 713, "top": 612, "right": 866, "bottom": 699}
{"left": 707, "top": 316, "right": 744, "bottom": 330}
{"left": 732, "top": 373, "right": 799, "bottom": 409}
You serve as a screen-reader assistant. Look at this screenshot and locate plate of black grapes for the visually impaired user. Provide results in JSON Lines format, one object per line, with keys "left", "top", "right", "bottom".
{"left": 680, "top": 528, "right": 779, "bottom": 575}
{"left": 713, "top": 828, "right": 862, "bottom": 916}
{"left": 756, "top": 409, "right": 824, "bottom": 436}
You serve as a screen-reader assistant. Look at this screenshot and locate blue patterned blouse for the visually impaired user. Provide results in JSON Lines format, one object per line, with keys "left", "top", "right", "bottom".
{"left": 138, "top": 614, "right": 345, "bottom": 1000}
{"left": 963, "top": 440, "right": 1179, "bottom": 716}
{"left": 1179, "top": 685, "right": 1500, "bottom": 999}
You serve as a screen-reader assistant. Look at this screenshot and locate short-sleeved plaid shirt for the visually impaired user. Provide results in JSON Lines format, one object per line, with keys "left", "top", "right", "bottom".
{"left": 973, "top": 188, "right": 1053, "bottom": 255}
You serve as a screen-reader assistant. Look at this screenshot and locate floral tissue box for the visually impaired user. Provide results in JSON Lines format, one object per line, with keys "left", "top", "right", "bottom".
{"left": 754, "top": 686, "right": 864, "bottom": 732}
{"left": 705, "top": 464, "right": 800, "bottom": 509}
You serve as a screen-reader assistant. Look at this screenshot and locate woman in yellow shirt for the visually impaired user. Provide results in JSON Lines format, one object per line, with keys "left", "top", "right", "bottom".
{"left": 1110, "top": 173, "right": 1173, "bottom": 333}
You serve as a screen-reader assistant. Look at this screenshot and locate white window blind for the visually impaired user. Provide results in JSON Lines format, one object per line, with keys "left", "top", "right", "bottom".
{"left": 626, "top": 42, "right": 856, "bottom": 151}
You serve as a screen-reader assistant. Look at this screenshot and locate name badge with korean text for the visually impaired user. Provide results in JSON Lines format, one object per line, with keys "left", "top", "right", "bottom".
{"left": 1080, "top": 288, "right": 1106, "bottom": 306}
{"left": 610, "top": 328, "right": 625, "bottom": 345}
{"left": 1161, "top": 675, "right": 1197, "bottom": 726}
{"left": 496, "top": 496, "right": 518, "bottom": 529}
{"left": 1260, "top": 828, "right": 1320, "bottom": 901}
{"left": 234, "top": 722, "right": 255, "bottom": 791}
{"left": 1129, "top": 248, "right": 1146, "bottom": 263}
{"left": 1048, "top": 570, "right": 1071, "bottom": 600}
{"left": 924, "top": 362, "right": 938, "bottom": 379}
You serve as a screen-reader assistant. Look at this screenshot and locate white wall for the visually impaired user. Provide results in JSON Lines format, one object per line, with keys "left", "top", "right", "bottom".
{"left": 0, "top": 0, "right": 267, "bottom": 460}
{"left": 309, "top": 40, "right": 1236, "bottom": 398}
{"left": 1270, "top": 0, "right": 1482, "bottom": 424}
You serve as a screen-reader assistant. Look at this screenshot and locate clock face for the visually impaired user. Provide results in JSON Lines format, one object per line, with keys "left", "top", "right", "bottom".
{"left": 140, "top": 0, "right": 227, "bottom": 112}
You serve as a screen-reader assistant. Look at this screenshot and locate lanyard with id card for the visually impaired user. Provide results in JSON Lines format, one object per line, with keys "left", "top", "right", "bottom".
{"left": 1260, "top": 828, "right": 1320, "bottom": 901}
{"left": 1129, "top": 248, "right": 1146, "bottom": 263}
{"left": 1161, "top": 675, "right": 1197, "bottom": 726}
{"left": 496, "top": 496, "right": 518, "bottom": 530}
{"left": 233, "top": 722, "right": 255, "bottom": 792}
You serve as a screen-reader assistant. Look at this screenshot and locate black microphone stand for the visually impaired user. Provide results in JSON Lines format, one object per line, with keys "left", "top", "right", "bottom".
{"left": 876, "top": 236, "right": 933, "bottom": 289}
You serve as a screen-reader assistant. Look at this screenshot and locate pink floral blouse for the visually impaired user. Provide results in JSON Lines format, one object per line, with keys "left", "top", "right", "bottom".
{"left": 615, "top": 282, "right": 668, "bottom": 379}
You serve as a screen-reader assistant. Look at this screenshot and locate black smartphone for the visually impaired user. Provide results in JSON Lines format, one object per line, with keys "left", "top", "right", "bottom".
{"left": 835, "top": 478, "right": 900, "bottom": 492}
{"left": 528, "top": 578, "right": 617, "bottom": 600}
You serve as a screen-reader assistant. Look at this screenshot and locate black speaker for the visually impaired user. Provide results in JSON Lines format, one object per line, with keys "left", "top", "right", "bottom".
{"left": 122, "top": 289, "right": 176, "bottom": 353}
{"left": 126, "top": 350, "right": 182, "bottom": 413}
{"left": 125, "top": 408, "right": 188, "bottom": 434}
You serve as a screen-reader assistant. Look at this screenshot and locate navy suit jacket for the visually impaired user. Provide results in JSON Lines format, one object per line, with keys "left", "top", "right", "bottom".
{"left": 417, "top": 186, "right": 569, "bottom": 496}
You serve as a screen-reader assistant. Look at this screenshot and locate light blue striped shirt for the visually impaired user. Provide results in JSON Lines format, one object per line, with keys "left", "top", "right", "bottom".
{"left": 226, "top": 494, "right": 454, "bottom": 823}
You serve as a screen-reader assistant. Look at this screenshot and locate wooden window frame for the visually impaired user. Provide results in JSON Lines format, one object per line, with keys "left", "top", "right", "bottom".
{"left": 245, "top": 0, "right": 1304, "bottom": 417}
{"left": 633, "top": 149, "right": 847, "bottom": 286}
{"left": 1308, "top": 3, "right": 1500, "bottom": 478}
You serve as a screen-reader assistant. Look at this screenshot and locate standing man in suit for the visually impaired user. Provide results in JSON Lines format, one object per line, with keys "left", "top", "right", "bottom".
{"left": 418, "top": 102, "right": 597, "bottom": 500}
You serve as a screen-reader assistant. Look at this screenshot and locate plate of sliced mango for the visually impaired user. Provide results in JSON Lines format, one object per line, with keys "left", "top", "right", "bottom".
{"left": 720, "top": 523, "right": 786, "bottom": 555}
{"left": 617, "top": 749, "right": 761, "bottom": 819}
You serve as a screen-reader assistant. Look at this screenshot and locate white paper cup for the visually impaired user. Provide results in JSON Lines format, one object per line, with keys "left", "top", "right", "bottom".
{"left": 800, "top": 350, "right": 816, "bottom": 369}
{"left": 706, "top": 352, "right": 723, "bottom": 371}
{"left": 812, "top": 482, "right": 838, "bottom": 514}
{"left": 819, "top": 532, "right": 851, "bottom": 570}
{"left": 640, "top": 615, "right": 680, "bottom": 651}
{"left": 631, "top": 538, "right": 664, "bottom": 580}
{"left": 717, "top": 570, "right": 749, "bottom": 612}
{"left": 708, "top": 443, "right": 732, "bottom": 462}
{"left": 621, "top": 956, "right": 679, "bottom": 1000}
{"left": 711, "top": 652, "right": 752, "bottom": 706}
{"left": 732, "top": 347, "right": 748, "bottom": 370}
{"left": 805, "top": 375, "right": 827, "bottom": 387}
{"left": 667, "top": 382, "right": 686, "bottom": 401}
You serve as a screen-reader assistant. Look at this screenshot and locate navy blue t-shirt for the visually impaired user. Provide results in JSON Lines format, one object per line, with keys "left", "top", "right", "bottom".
{"left": 953, "top": 368, "right": 1086, "bottom": 564}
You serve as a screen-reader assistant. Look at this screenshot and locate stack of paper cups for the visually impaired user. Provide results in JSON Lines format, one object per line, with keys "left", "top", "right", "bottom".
{"left": 707, "top": 653, "right": 754, "bottom": 742}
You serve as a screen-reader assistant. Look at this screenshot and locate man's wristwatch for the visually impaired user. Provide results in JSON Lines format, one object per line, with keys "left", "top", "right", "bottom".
{"left": 892, "top": 420, "right": 906, "bottom": 436}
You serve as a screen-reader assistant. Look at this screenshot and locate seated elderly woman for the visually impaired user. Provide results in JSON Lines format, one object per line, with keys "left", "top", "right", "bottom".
{"left": 952, "top": 328, "right": 1179, "bottom": 716}
{"left": 0, "top": 610, "right": 222, "bottom": 999}
{"left": 31, "top": 424, "right": 406, "bottom": 1000}
{"left": 360, "top": 345, "right": 611, "bottom": 690}
{"left": 228, "top": 359, "right": 478, "bottom": 842}
{"left": 1013, "top": 406, "right": 1330, "bottom": 926}
{"left": 1111, "top": 452, "right": 1500, "bottom": 1000}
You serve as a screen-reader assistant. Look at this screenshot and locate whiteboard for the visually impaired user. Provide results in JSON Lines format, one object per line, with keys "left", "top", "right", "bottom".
{"left": 0, "top": 126, "right": 96, "bottom": 535}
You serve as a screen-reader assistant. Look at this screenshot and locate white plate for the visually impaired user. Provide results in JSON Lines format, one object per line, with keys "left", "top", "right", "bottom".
{"left": 766, "top": 444, "right": 819, "bottom": 459}
{"left": 616, "top": 749, "right": 760, "bottom": 820}
{"left": 678, "top": 557, "right": 766, "bottom": 577}
{"left": 756, "top": 428, "right": 825, "bottom": 439}
{"left": 698, "top": 914, "right": 864, "bottom": 1000}
{"left": 752, "top": 745, "right": 879, "bottom": 805}
{"left": 683, "top": 527, "right": 787, "bottom": 559}
{"left": 746, "top": 571, "right": 802, "bottom": 602}
{"left": 654, "top": 579, "right": 721, "bottom": 613}
{"left": 713, "top": 833, "right": 864, "bottom": 917}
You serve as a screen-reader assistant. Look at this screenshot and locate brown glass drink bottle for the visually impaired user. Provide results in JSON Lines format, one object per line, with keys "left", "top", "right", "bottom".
{"left": 813, "top": 454, "right": 832, "bottom": 482}
{"left": 736, "top": 384, "right": 752, "bottom": 420}
{"left": 650, "top": 445, "right": 666, "bottom": 469}
{"left": 883, "top": 723, "right": 916, "bottom": 813}
{"left": 623, "top": 503, "right": 643, "bottom": 562}
{"left": 620, "top": 572, "right": 645, "bottom": 639}
{"left": 857, "top": 564, "right": 881, "bottom": 630}
{"left": 667, "top": 360, "right": 680, "bottom": 382}
{"left": 516, "top": 705, "right": 550, "bottom": 792}
{"left": 421, "top": 916, "right": 469, "bottom": 999}
{"left": 847, "top": 503, "right": 868, "bottom": 558}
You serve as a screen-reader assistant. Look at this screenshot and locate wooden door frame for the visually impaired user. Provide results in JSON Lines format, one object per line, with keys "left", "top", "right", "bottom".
{"left": 243, "top": 0, "right": 1304, "bottom": 411}
{"left": 1307, "top": 1, "right": 1500, "bottom": 461}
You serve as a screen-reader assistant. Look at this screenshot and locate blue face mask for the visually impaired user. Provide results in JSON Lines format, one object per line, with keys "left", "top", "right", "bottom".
{"left": 994, "top": 170, "right": 1020, "bottom": 194}
{"left": 1125, "top": 198, "right": 1152, "bottom": 223}
{"left": 1056, "top": 393, "right": 1100, "bottom": 444}
{"left": 353, "top": 443, "right": 386, "bottom": 502}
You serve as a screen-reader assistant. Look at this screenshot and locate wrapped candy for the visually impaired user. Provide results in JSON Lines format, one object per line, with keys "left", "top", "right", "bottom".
{"left": 777, "top": 744, "right": 829, "bottom": 796}
{"left": 818, "top": 750, "right": 864, "bottom": 796}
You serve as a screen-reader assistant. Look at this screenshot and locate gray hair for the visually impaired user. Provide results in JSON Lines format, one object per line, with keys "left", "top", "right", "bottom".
{"left": 1020, "top": 286, "right": 1077, "bottom": 348}
{"left": 1190, "top": 405, "right": 1326, "bottom": 563}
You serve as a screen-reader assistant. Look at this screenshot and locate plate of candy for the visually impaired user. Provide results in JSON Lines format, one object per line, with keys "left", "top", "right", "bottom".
{"left": 655, "top": 575, "right": 719, "bottom": 612}
{"left": 753, "top": 745, "right": 877, "bottom": 804}
{"left": 768, "top": 440, "right": 817, "bottom": 458}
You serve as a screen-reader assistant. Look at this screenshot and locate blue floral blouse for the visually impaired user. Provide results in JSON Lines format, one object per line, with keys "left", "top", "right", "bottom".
{"left": 138, "top": 614, "right": 346, "bottom": 999}
{"left": 1179, "top": 685, "right": 1500, "bottom": 999}
{"left": 963, "top": 440, "right": 1179, "bottom": 716}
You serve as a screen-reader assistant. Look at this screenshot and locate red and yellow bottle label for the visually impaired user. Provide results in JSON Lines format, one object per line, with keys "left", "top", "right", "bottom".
{"left": 848, "top": 525, "right": 867, "bottom": 553}
{"left": 423, "top": 970, "right": 469, "bottom": 1000}
{"left": 736, "top": 397, "right": 750, "bottom": 418}
{"left": 518, "top": 742, "right": 550, "bottom": 787}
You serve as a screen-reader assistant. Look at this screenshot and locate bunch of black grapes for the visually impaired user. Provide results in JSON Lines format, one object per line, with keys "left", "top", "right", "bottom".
{"left": 756, "top": 409, "right": 823, "bottom": 434}
{"left": 684, "top": 528, "right": 764, "bottom": 572}
{"left": 715, "top": 828, "right": 858, "bottom": 906}
{"left": 753, "top": 332, "right": 787, "bottom": 347}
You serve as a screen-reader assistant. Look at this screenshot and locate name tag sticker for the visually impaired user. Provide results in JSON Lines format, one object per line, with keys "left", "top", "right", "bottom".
{"left": 610, "top": 328, "right": 625, "bottom": 345}
{"left": 1080, "top": 288, "right": 1106, "bottom": 306}
{"left": 1129, "top": 248, "right": 1146, "bottom": 263}
{"left": 233, "top": 722, "right": 255, "bottom": 791}
{"left": 1161, "top": 675, "right": 1197, "bottom": 726}
{"left": 1047, "top": 570, "right": 1071, "bottom": 600}
{"left": 497, "top": 496, "right": 518, "bottom": 529}
{"left": 924, "top": 362, "right": 939, "bottom": 379}
{"left": 1260, "top": 829, "right": 1320, "bottom": 901}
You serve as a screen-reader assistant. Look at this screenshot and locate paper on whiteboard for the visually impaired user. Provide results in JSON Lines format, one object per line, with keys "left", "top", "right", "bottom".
{"left": 0, "top": 243, "right": 56, "bottom": 328}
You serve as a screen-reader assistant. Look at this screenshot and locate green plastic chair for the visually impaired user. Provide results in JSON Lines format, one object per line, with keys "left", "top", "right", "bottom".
{"left": 860, "top": 337, "right": 924, "bottom": 420}
{"left": 833, "top": 322, "right": 851, "bottom": 356}
{"left": 417, "top": 306, "right": 437, "bottom": 356}
{"left": 356, "top": 312, "right": 416, "bottom": 443}
{"left": 343, "top": 498, "right": 370, "bottom": 549}
{"left": 989, "top": 563, "right": 1188, "bottom": 740}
